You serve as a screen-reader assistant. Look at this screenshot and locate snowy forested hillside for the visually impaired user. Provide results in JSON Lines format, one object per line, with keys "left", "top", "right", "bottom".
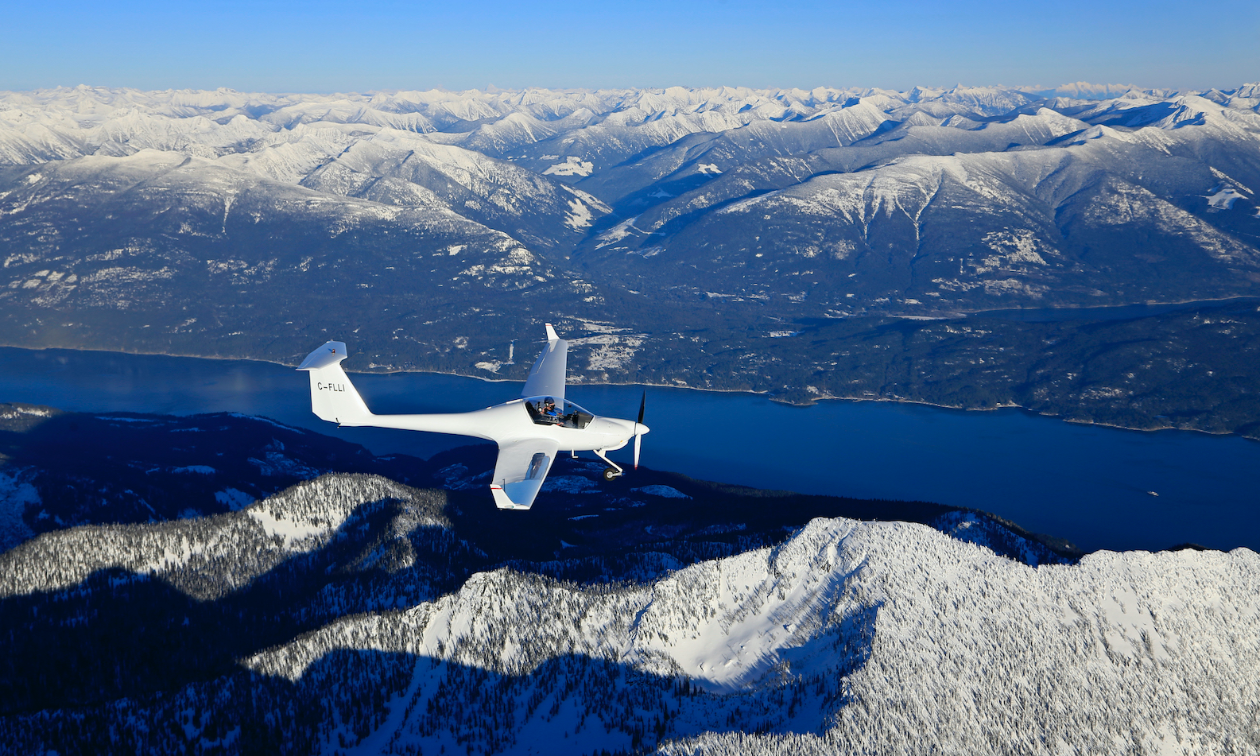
{"left": 247, "top": 518, "right": 1258, "bottom": 755}
{"left": 0, "top": 471, "right": 1254, "bottom": 754}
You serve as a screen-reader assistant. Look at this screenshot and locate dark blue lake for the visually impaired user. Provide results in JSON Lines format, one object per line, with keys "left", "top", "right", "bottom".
{"left": 1, "top": 346, "right": 1256, "bottom": 554}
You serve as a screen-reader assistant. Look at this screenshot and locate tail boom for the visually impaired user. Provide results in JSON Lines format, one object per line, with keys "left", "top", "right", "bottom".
{"left": 297, "top": 341, "right": 498, "bottom": 438}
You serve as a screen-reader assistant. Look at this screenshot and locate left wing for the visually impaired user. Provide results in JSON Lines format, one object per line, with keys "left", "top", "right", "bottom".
{"left": 521, "top": 323, "right": 567, "bottom": 402}
{"left": 489, "top": 437, "right": 560, "bottom": 510}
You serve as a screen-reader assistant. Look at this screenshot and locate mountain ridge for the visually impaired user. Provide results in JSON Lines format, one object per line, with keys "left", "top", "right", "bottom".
{"left": 1, "top": 467, "right": 1253, "bottom": 754}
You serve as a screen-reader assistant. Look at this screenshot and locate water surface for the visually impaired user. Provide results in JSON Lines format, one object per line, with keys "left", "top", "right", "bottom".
{"left": 1, "top": 346, "right": 1256, "bottom": 553}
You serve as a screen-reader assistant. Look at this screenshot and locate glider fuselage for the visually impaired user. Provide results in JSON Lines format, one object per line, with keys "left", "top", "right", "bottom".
{"left": 333, "top": 399, "right": 636, "bottom": 452}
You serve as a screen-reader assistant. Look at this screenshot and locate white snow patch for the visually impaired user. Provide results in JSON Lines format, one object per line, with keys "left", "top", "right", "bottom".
{"left": 573, "top": 318, "right": 629, "bottom": 334}
{"left": 980, "top": 228, "right": 1052, "bottom": 270}
{"left": 595, "top": 216, "right": 643, "bottom": 249}
{"left": 564, "top": 197, "right": 594, "bottom": 230}
{"left": 543, "top": 156, "right": 594, "bottom": 177}
{"left": 1205, "top": 185, "right": 1245, "bottom": 209}
{"left": 0, "top": 405, "right": 52, "bottom": 420}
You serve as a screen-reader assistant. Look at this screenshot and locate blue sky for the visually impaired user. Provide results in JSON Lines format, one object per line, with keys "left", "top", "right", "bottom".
{"left": 4, "top": 0, "right": 1257, "bottom": 93}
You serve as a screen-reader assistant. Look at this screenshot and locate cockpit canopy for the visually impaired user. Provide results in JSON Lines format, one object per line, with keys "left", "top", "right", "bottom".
{"left": 523, "top": 396, "right": 594, "bottom": 429}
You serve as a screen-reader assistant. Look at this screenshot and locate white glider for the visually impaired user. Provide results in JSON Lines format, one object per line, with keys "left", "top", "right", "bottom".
{"left": 298, "top": 324, "right": 649, "bottom": 510}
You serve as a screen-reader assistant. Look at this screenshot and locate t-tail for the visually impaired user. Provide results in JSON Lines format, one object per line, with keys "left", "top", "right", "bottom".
{"left": 297, "top": 341, "right": 372, "bottom": 426}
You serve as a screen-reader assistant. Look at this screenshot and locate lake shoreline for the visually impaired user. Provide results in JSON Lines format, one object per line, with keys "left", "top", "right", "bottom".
{"left": 770, "top": 392, "right": 1259, "bottom": 442}
{"left": 4, "top": 341, "right": 1257, "bottom": 444}
{"left": 964, "top": 294, "right": 1260, "bottom": 319}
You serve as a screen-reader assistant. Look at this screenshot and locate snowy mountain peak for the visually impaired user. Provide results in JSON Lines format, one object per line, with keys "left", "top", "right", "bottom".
{"left": 236, "top": 509, "right": 1259, "bottom": 753}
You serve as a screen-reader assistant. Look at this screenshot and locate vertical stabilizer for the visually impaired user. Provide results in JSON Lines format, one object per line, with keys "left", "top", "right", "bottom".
{"left": 297, "top": 341, "right": 373, "bottom": 425}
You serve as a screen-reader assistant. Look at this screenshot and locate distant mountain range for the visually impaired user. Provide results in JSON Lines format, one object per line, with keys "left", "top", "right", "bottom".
{"left": 1, "top": 84, "right": 1259, "bottom": 435}
{"left": 3, "top": 404, "right": 1254, "bottom": 755}
{"left": 1020, "top": 82, "right": 1160, "bottom": 100}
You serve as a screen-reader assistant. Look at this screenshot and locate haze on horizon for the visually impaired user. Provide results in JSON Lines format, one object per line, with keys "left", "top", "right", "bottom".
{"left": 4, "top": 0, "right": 1257, "bottom": 94}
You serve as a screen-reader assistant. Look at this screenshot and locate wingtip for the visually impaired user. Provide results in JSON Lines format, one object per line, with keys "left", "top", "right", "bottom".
{"left": 545, "top": 323, "right": 559, "bottom": 341}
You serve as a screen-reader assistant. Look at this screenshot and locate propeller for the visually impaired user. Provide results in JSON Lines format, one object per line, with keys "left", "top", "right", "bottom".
{"left": 633, "top": 391, "right": 645, "bottom": 469}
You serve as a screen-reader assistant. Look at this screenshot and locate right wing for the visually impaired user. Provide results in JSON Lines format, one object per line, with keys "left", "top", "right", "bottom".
{"left": 521, "top": 323, "right": 567, "bottom": 402}
{"left": 490, "top": 437, "right": 560, "bottom": 510}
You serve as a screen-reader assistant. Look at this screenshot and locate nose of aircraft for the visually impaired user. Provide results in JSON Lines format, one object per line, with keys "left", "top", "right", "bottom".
{"left": 593, "top": 417, "right": 649, "bottom": 439}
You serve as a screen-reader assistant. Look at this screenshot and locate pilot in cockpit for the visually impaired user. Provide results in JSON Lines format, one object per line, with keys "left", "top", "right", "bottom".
{"left": 542, "top": 397, "right": 563, "bottom": 424}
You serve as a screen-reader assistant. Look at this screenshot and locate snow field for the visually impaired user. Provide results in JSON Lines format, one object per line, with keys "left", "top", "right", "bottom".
{"left": 3, "top": 471, "right": 1257, "bottom": 753}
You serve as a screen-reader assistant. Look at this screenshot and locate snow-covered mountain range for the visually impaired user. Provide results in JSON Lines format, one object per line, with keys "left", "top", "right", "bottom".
{"left": 2, "top": 84, "right": 1260, "bottom": 434}
{"left": 2, "top": 83, "right": 1258, "bottom": 322}
{"left": 1, "top": 470, "right": 1253, "bottom": 754}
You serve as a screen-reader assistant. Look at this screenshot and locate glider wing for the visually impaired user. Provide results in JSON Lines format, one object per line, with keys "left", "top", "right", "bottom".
{"left": 521, "top": 324, "right": 567, "bottom": 403}
{"left": 490, "top": 437, "right": 560, "bottom": 510}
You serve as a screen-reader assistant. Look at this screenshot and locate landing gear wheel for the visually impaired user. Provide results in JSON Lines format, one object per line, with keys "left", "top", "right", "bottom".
{"left": 602, "top": 467, "right": 620, "bottom": 482}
